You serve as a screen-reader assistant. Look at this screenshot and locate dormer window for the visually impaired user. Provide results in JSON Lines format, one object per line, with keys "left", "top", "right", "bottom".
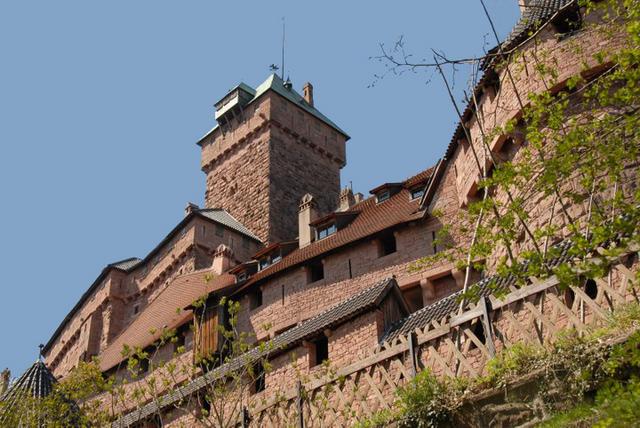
{"left": 370, "top": 182, "right": 402, "bottom": 204}
{"left": 376, "top": 190, "right": 390, "bottom": 203}
{"left": 410, "top": 187, "right": 425, "bottom": 200}
{"left": 254, "top": 240, "right": 297, "bottom": 271}
{"left": 316, "top": 223, "right": 337, "bottom": 240}
{"left": 258, "top": 252, "right": 282, "bottom": 270}
{"left": 258, "top": 258, "right": 271, "bottom": 271}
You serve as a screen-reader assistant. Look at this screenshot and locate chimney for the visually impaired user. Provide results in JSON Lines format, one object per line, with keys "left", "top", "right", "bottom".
{"left": 338, "top": 187, "right": 356, "bottom": 211}
{"left": 303, "top": 82, "right": 314, "bottom": 107}
{"left": 185, "top": 202, "right": 199, "bottom": 217}
{"left": 212, "top": 244, "right": 234, "bottom": 274}
{"left": 354, "top": 192, "right": 364, "bottom": 204}
{"left": 0, "top": 369, "right": 10, "bottom": 396}
{"left": 520, "top": 0, "right": 531, "bottom": 14}
{"left": 299, "top": 194, "right": 319, "bottom": 248}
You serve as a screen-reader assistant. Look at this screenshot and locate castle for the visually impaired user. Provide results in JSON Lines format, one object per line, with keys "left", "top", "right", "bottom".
{"left": 30, "top": 1, "right": 637, "bottom": 426}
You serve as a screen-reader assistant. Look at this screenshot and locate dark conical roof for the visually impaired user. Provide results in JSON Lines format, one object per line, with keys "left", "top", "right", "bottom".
{"left": 0, "top": 360, "right": 57, "bottom": 425}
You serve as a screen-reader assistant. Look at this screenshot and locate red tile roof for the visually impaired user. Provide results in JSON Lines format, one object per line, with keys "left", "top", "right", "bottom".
{"left": 100, "top": 271, "right": 236, "bottom": 372}
{"left": 235, "top": 166, "right": 435, "bottom": 293}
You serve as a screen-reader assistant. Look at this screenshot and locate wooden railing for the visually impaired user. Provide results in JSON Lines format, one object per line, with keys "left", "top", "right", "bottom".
{"left": 247, "top": 255, "right": 638, "bottom": 427}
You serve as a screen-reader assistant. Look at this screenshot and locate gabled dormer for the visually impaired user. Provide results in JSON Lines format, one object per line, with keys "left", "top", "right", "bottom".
{"left": 254, "top": 240, "right": 299, "bottom": 271}
{"left": 369, "top": 183, "right": 403, "bottom": 204}
{"left": 310, "top": 211, "right": 360, "bottom": 241}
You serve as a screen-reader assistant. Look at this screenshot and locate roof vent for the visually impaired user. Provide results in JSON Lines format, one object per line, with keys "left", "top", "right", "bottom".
{"left": 284, "top": 76, "right": 293, "bottom": 90}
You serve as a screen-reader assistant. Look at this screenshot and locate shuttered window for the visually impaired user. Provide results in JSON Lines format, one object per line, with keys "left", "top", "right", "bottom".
{"left": 195, "top": 306, "right": 220, "bottom": 358}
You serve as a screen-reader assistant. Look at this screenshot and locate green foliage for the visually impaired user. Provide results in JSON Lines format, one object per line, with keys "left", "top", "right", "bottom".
{"left": 395, "top": 369, "right": 462, "bottom": 428}
{"left": 409, "top": 0, "right": 640, "bottom": 299}
{"left": 355, "top": 304, "right": 640, "bottom": 428}
{"left": 483, "top": 342, "right": 546, "bottom": 387}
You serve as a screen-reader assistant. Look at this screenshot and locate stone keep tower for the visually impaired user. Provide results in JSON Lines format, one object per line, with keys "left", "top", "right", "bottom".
{"left": 198, "top": 75, "right": 349, "bottom": 244}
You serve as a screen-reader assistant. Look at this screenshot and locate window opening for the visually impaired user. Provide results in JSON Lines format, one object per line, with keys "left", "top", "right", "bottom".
{"left": 308, "top": 260, "right": 324, "bottom": 283}
{"left": 311, "top": 336, "right": 329, "bottom": 367}
{"left": 250, "top": 288, "right": 263, "bottom": 310}
{"left": 410, "top": 187, "right": 425, "bottom": 200}
{"left": 317, "top": 223, "right": 337, "bottom": 240}
{"left": 376, "top": 190, "right": 390, "bottom": 203}
{"left": 432, "top": 231, "right": 438, "bottom": 254}
{"left": 251, "top": 362, "right": 266, "bottom": 394}
{"left": 378, "top": 232, "right": 397, "bottom": 257}
{"left": 585, "top": 279, "right": 598, "bottom": 299}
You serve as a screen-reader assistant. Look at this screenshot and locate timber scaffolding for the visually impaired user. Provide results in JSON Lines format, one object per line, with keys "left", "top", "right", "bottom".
{"left": 113, "top": 243, "right": 640, "bottom": 427}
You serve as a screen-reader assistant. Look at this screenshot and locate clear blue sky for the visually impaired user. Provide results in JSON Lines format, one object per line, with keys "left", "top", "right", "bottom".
{"left": 0, "top": 1, "right": 519, "bottom": 377}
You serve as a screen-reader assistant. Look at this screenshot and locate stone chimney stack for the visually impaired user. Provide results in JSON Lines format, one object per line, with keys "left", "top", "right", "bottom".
{"left": 212, "top": 244, "right": 234, "bottom": 274}
{"left": 354, "top": 192, "right": 364, "bottom": 204}
{"left": 303, "top": 82, "right": 314, "bottom": 107}
{"left": 338, "top": 188, "right": 356, "bottom": 211}
{"left": 299, "top": 194, "right": 319, "bottom": 248}
{"left": 0, "top": 369, "right": 10, "bottom": 396}
{"left": 185, "top": 202, "right": 199, "bottom": 217}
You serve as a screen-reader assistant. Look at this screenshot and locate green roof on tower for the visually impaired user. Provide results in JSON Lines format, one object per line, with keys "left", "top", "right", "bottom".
{"left": 198, "top": 73, "right": 349, "bottom": 144}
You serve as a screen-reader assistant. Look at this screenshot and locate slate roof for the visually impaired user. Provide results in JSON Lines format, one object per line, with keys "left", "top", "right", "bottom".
{"left": 114, "top": 276, "right": 404, "bottom": 427}
{"left": 110, "top": 257, "right": 143, "bottom": 271}
{"left": 199, "top": 74, "right": 349, "bottom": 143}
{"left": 235, "top": 166, "right": 435, "bottom": 293}
{"left": 0, "top": 360, "right": 59, "bottom": 425}
{"left": 381, "top": 241, "right": 573, "bottom": 342}
{"left": 100, "top": 272, "right": 237, "bottom": 372}
{"left": 269, "top": 277, "right": 406, "bottom": 351}
{"left": 198, "top": 208, "right": 260, "bottom": 241}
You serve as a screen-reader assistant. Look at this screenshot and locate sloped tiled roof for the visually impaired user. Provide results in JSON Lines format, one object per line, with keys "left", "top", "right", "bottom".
{"left": 0, "top": 360, "right": 59, "bottom": 425}
{"left": 381, "top": 241, "right": 573, "bottom": 342}
{"left": 500, "top": 0, "right": 575, "bottom": 54}
{"left": 110, "top": 257, "right": 143, "bottom": 271}
{"left": 100, "top": 272, "right": 237, "bottom": 372}
{"left": 235, "top": 166, "right": 435, "bottom": 292}
{"left": 198, "top": 208, "right": 260, "bottom": 241}
{"left": 199, "top": 74, "right": 349, "bottom": 143}
{"left": 114, "top": 277, "right": 404, "bottom": 427}
{"left": 269, "top": 277, "right": 405, "bottom": 351}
